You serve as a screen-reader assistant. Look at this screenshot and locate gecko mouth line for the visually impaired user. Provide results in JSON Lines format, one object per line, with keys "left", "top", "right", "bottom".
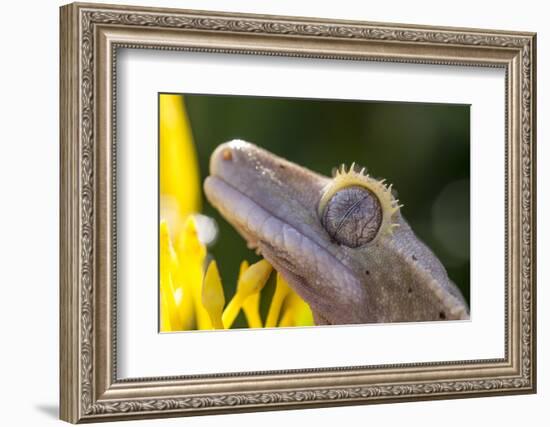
{"left": 203, "top": 174, "right": 367, "bottom": 324}
{"left": 203, "top": 175, "right": 355, "bottom": 282}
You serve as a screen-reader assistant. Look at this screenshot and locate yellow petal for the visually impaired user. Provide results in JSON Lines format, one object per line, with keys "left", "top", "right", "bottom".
{"left": 160, "top": 288, "right": 173, "bottom": 332}
{"left": 159, "top": 94, "right": 201, "bottom": 226}
{"left": 222, "top": 260, "right": 272, "bottom": 329}
{"left": 265, "top": 273, "right": 291, "bottom": 328}
{"left": 159, "top": 220, "right": 184, "bottom": 331}
{"left": 237, "top": 259, "right": 272, "bottom": 297}
{"left": 278, "top": 308, "right": 294, "bottom": 328}
{"left": 279, "top": 289, "right": 314, "bottom": 328}
{"left": 176, "top": 216, "right": 211, "bottom": 330}
{"left": 202, "top": 260, "right": 225, "bottom": 329}
{"left": 238, "top": 260, "right": 250, "bottom": 282}
{"left": 240, "top": 260, "right": 262, "bottom": 328}
{"left": 176, "top": 215, "right": 207, "bottom": 262}
{"left": 242, "top": 293, "right": 262, "bottom": 329}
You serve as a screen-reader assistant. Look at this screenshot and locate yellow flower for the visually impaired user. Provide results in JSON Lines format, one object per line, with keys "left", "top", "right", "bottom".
{"left": 176, "top": 216, "right": 211, "bottom": 330}
{"left": 222, "top": 260, "right": 272, "bottom": 328}
{"left": 279, "top": 289, "right": 314, "bottom": 327}
{"left": 159, "top": 94, "right": 211, "bottom": 331}
{"left": 265, "top": 273, "right": 292, "bottom": 328}
{"left": 159, "top": 220, "right": 194, "bottom": 331}
{"left": 240, "top": 261, "right": 263, "bottom": 328}
{"left": 159, "top": 93, "right": 315, "bottom": 331}
{"left": 202, "top": 260, "right": 225, "bottom": 329}
{"left": 160, "top": 94, "right": 201, "bottom": 233}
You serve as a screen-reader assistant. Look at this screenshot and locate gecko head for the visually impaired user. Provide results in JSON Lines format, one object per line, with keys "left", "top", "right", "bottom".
{"left": 204, "top": 140, "right": 403, "bottom": 325}
{"left": 204, "top": 140, "right": 469, "bottom": 325}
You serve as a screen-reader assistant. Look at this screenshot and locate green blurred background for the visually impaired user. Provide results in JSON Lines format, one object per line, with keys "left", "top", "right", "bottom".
{"left": 183, "top": 94, "right": 470, "bottom": 327}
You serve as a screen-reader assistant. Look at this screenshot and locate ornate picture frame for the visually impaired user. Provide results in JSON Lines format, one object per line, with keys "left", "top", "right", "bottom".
{"left": 60, "top": 2, "right": 536, "bottom": 423}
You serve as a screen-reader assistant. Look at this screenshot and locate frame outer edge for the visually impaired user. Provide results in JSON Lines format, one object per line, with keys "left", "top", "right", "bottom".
{"left": 60, "top": 3, "right": 80, "bottom": 424}
{"left": 529, "top": 33, "right": 537, "bottom": 393}
{"left": 59, "top": 2, "right": 537, "bottom": 422}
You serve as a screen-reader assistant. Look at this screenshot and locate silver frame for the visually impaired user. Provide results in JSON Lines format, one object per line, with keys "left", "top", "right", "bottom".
{"left": 60, "top": 2, "right": 536, "bottom": 423}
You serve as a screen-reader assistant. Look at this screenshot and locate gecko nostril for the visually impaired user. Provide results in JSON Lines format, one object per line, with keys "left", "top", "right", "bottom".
{"left": 222, "top": 148, "right": 233, "bottom": 161}
{"left": 439, "top": 311, "right": 446, "bottom": 320}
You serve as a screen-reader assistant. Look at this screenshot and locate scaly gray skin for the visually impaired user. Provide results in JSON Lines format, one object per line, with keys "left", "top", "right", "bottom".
{"left": 204, "top": 140, "right": 470, "bottom": 325}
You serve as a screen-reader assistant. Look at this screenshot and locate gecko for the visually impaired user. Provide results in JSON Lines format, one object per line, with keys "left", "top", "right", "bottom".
{"left": 204, "top": 140, "right": 469, "bottom": 325}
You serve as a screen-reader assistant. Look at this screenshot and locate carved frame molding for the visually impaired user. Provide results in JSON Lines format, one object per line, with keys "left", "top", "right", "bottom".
{"left": 60, "top": 2, "right": 536, "bottom": 423}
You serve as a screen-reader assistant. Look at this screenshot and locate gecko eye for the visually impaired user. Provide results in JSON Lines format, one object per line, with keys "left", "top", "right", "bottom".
{"left": 321, "top": 186, "right": 382, "bottom": 247}
{"left": 318, "top": 164, "right": 403, "bottom": 247}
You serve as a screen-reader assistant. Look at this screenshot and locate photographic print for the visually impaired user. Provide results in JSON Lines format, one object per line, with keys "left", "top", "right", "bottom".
{"left": 159, "top": 93, "right": 470, "bottom": 331}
